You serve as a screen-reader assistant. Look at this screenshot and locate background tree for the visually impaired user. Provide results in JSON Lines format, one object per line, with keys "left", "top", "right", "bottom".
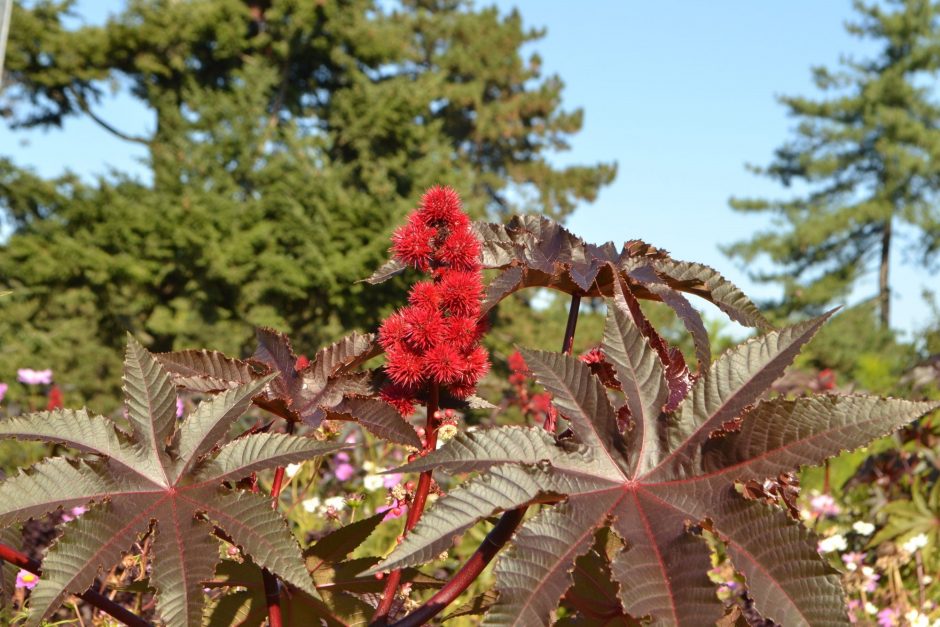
{"left": 0, "top": 0, "right": 614, "bottom": 406}
{"left": 725, "top": 0, "right": 940, "bottom": 328}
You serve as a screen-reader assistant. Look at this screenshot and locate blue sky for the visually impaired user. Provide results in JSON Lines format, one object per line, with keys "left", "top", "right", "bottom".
{"left": 1, "top": 1, "right": 936, "bottom": 338}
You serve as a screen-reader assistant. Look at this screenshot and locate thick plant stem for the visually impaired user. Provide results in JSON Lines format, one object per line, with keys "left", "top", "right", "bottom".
{"left": 383, "top": 294, "right": 582, "bottom": 627}
{"left": 0, "top": 542, "right": 152, "bottom": 627}
{"left": 373, "top": 383, "right": 441, "bottom": 624}
{"left": 261, "top": 422, "right": 294, "bottom": 627}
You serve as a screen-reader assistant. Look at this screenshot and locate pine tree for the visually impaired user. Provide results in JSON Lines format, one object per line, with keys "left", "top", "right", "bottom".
{"left": 0, "top": 0, "right": 614, "bottom": 405}
{"left": 725, "top": 0, "right": 940, "bottom": 327}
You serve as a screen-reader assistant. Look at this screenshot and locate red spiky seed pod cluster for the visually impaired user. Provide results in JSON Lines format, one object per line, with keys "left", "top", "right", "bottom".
{"left": 380, "top": 186, "right": 490, "bottom": 414}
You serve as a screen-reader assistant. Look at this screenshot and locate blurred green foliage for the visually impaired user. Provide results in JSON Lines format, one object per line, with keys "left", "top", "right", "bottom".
{"left": 0, "top": 0, "right": 614, "bottom": 407}
{"left": 726, "top": 0, "right": 940, "bottom": 327}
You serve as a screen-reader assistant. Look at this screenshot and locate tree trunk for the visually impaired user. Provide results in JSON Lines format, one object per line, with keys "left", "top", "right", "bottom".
{"left": 879, "top": 218, "right": 892, "bottom": 328}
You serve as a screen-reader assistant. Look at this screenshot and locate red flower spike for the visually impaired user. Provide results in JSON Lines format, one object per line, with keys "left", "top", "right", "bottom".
{"left": 294, "top": 355, "right": 310, "bottom": 371}
{"left": 579, "top": 347, "right": 604, "bottom": 364}
{"left": 391, "top": 221, "right": 437, "bottom": 270}
{"left": 461, "top": 345, "right": 490, "bottom": 384}
{"left": 508, "top": 350, "right": 528, "bottom": 374}
{"left": 443, "top": 315, "right": 481, "bottom": 349}
{"left": 379, "top": 185, "right": 489, "bottom": 401}
{"left": 381, "top": 385, "right": 417, "bottom": 417}
{"left": 436, "top": 229, "right": 482, "bottom": 270}
{"left": 46, "top": 385, "right": 64, "bottom": 411}
{"left": 425, "top": 343, "right": 465, "bottom": 385}
{"left": 439, "top": 270, "right": 484, "bottom": 317}
{"left": 385, "top": 347, "right": 426, "bottom": 388}
{"left": 417, "top": 185, "right": 465, "bottom": 226}
{"left": 378, "top": 311, "right": 409, "bottom": 351}
{"left": 408, "top": 281, "right": 441, "bottom": 309}
{"left": 448, "top": 380, "right": 477, "bottom": 399}
{"left": 402, "top": 305, "right": 445, "bottom": 350}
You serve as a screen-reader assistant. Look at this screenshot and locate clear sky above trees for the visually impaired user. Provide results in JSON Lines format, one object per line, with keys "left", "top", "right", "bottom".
{"left": 0, "top": 0, "right": 934, "bottom": 337}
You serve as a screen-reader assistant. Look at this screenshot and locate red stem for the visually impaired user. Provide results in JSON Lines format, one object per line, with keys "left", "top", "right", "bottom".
{"left": 373, "top": 383, "right": 441, "bottom": 624}
{"left": 261, "top": 421, "right": 294, "bottom": 627}
{"left": 382, "top": 294, "right": 582, "bottom": 627}
{"left": 0, "top": 542, "right": 152, "bottom": 627}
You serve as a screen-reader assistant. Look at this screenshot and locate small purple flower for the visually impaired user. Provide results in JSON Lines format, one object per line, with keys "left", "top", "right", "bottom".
{"left": 841, "top": 551, "right": 866, "bottom": 571}
{"left": 335, "top": 463, "right": 355, "bottom": 482}
{"left": 0, "top": 382, "right": 7, "bottom": 403}
{"left": 176, "top": 397, "right": 185, "bottom": 418}
{"left": 877, "top": 607, "right": 898, "bottom": 627}
{"left": 809, "top": 493, "right": 841, "bottom": 517}
{"left": 847, "top": 599, "right": 861, "bottom": 624}
{"left": 17, "top": 368, "right": 53, "bottom": 385}
{"left": 383, "top": 473, "right": 403, "bottom": 489}
{"left": 15, "top": 569, "right": 39, "bottom": 589}
{"left": 862, "top": 566, "right": 880, "bottom": 593}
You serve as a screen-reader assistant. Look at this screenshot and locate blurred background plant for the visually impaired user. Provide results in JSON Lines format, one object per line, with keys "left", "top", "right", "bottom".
{"left": 1, "top": 0, "right": 940, "bottom": 625}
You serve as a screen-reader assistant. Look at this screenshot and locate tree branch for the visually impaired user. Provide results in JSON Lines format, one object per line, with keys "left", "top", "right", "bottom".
{"left": 70, "top": 88, "right": 151, "bottom": 145}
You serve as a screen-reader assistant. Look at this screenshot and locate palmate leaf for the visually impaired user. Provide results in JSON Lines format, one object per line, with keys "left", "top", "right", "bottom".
{"left": 869, "top": 478, "right": 940, "bottom": 569}
{"left": 205, "top": 513, "right": 439, "bottom": 626}
{"left": 0, "top": 336, "right": 344, "bottom": 627}
{"left": 159, "top": 328, "right": 419, "bottom": 447}
{"left": 251, "top": 327, "right": 375, "bottom": 422}
{"left": 558, "top": 529, "right": 640, "bottom": 627}
{"left": 156, "top": 349, "right": 261, "bottom": 392}
{"left": 365, "top": 214, "right": 770, "bottom": 368}
{"left": 370, "top": 308, "right": 939, "bottom": 626}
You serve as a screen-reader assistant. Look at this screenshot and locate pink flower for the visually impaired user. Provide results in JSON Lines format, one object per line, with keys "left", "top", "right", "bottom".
{"left": 841, "top": 551, "right": 866, "bottom": 571}
{"left": 377, "top": 499, "right": 407, "bottom": 521}
{"left": 809, "top": 493, "right": 840, "bottom": 517}
{"left": 176, "top": 397, "right": 185, "bottom": 418}
{"left": 17, "top": 368, "right": 52, "bottom": 385}
{"left": 0, "top": 383, "right": 7, "bottom": 403}
{"left": 333, "top": 462, "right": 356, "bottom": 481}
{"left": 877, "top": 607, "right": 898, "bottom": 627}
{"left": 15, "top": 569, "right": 39, "bottom": 589}
{"left": 383, "top": 473, "right": 403, "bottom": 489}
{"left": 61, "top": 506, "right": 87, "bottom": 522}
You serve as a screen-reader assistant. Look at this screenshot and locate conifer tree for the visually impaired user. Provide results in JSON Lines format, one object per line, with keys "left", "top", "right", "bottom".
{"left": 726, "top": 0, "right": 940, "bottom": 327}
{"left": 0, "top": 0, "right": 614, "bottom": 405}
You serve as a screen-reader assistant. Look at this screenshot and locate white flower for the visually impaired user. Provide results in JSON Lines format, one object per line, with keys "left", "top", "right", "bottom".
{"left": 864, "top": 602, "right": 877, "bottom": 615}
{"left": 324, "top": 496, "right": 346, "bottom": 512}
{"left": 817, "top": 534, "right": 847, "bottom": 553}
{"left": 285, "top": 463, "right": 304, "bottom": 478}
{"left": 301, "top": 497, "right": 321, "bottom": 513}
{"left": 363, "top": 474, "right": 385, "bottom": 491}
{"left": 905, "top": 610, "right": 931, "bottom": 627}
{"left": 903, "top": 533, "right": 929, "bottom": 554}
{"left": 852, "top": 521, "right": 875, "bottom": 536}
{"left": 861, "top": 565, "right": 875, "bottom": 578}
{"left": 362, "top": 460, "right": 376, "bottom": 473}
